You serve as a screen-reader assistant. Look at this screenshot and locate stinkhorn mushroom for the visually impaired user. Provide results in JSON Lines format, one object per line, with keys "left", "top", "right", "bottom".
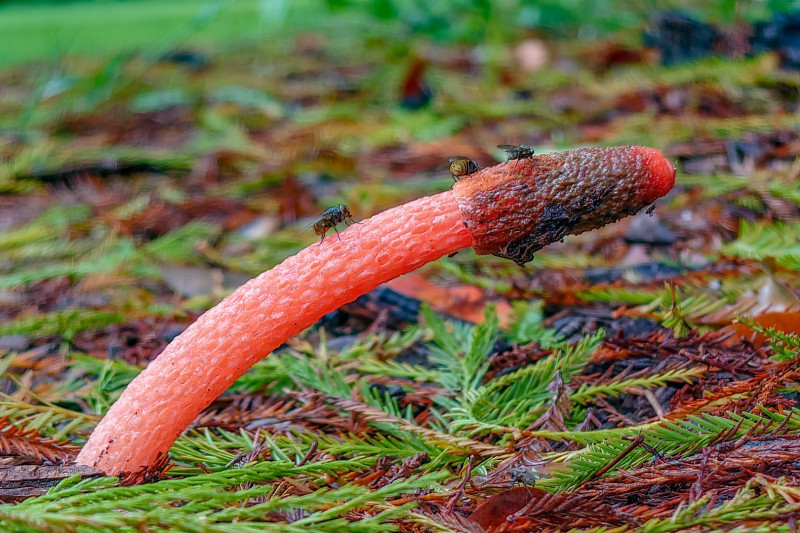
{"left": 77, "top": 146, "right": 675, "bottom": 474}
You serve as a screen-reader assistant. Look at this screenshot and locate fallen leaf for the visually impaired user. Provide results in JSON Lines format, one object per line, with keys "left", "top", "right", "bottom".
{"left": 469, "top": 487, "right": 537, "bottom": 530}
{"left": 724, "top": 310, "right": 800, "bottom": 345}
{"left": 387, "top": 275, "right": 513, "bottom": 326}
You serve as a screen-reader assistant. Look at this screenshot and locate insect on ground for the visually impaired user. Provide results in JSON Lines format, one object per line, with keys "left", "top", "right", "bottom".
{"left": 474, "top": 464, "right": 540, "bottom": 491}
{"left": 498, "top": 144, "right": 535, "bottom": 168}
{"left": 448, "top": 156, "right": 480, "bottom": 182}
{"left": 508, "top": 466, "right": 539, "bottom": 489}
{"left": 311, "top": 204, "right": 355, "bottom": 244}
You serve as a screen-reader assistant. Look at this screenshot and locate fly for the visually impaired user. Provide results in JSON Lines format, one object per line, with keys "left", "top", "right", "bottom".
{"left": 508, "top": 466, "right": 539, "bottom": 487}
{"left": 312, "top": 204, "right": 354, "bottom": 244}
{"left": 498, "top": 144, "right": 535, "bottom": 166}
{"left": 448, "top": 156, "right": 480, "bottom": 182}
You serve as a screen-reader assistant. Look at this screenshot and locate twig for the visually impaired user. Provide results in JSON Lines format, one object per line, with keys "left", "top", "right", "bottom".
{"left": 445, "top": 457, "right": 474, "bottom": 515}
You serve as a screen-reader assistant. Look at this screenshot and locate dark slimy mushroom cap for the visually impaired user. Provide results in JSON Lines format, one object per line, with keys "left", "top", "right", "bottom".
{"left": 452, "top": 146, "right": 676, "bottom": 266}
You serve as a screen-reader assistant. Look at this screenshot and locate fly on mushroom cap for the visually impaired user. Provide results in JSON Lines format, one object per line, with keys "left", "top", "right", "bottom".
{"left": 312, "top": 204, "right": 354, "bottom": 243}
{"left": 498, "top": 144, "right": 535, "bottom": 162}
{"left": 448, "top": 156, "right": 480, "bottom": 182}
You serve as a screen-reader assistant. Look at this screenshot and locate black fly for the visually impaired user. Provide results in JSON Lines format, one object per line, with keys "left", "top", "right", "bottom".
{"left": 498, "top": 144, "right": 535, "bottom": 166}
{"left": 508, "top": 466, "right": 539, "bottom": 488}
{"left": 312, "top": 204, "right": 354, "bottom": 243}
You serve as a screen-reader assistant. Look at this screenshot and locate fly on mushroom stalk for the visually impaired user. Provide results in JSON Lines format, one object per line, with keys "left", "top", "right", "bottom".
{"left": 498, "top": 144, "right": 535, "bottom": 167}
{"left": 448, "top": 156, "right": 480, "bottom": 182}
{"left": 312, "top": 204, "right": 355, "bottom": 243}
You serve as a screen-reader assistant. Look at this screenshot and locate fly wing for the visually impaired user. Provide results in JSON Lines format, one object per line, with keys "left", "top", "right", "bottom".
{"left": 301, "top": 218, "right": 320, "bottom": 232}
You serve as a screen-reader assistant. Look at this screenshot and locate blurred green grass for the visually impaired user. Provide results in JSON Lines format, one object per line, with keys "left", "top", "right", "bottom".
{"left": 3, "top": 0, "right": 796, "bottom": 69}
{"left": 0, "top": 0, "right": 297, "bottom": 67}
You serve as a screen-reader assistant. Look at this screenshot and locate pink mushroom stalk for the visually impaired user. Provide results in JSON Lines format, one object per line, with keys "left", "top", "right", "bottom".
{"left": 77, "top": 146, "right": 675, "bottom": 474}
